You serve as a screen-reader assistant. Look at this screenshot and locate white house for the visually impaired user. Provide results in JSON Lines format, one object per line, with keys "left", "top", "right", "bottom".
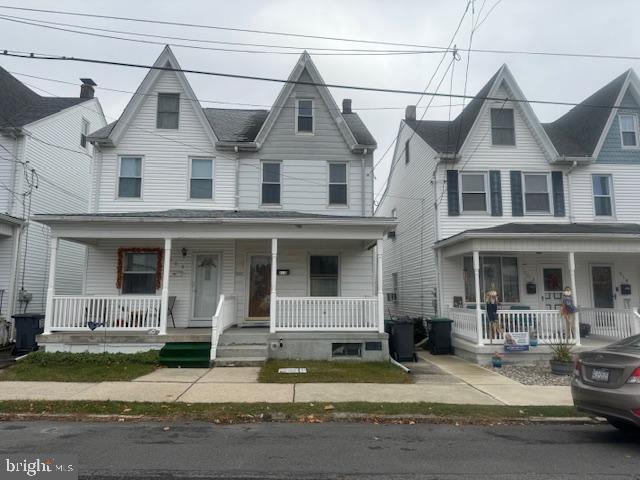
{"left": 35, "top": 47, "right": 395, "bottom": 364}
{"left": 377, "top": 65, "right": 640, "bottom": 362}
{"left": 0, "top": 67, "right": 105, "bottom": 332}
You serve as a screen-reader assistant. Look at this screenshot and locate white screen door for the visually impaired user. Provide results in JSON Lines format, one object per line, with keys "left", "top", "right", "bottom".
{"left": 192, "top": 253, "right": 220, "bottom": 323}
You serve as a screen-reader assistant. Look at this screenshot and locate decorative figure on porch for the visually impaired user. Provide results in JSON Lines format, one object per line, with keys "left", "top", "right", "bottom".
{"left": 560, "top": 286, "right": 577, "bottom": 339}
{"left": 485, "top": 289, "right": 503, "bottom": 344}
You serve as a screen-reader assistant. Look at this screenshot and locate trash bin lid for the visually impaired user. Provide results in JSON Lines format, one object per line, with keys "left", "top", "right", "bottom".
{"left": 11, "top": 313, "right": 45, "bottom": 320}
{"left": 427, "top": 316, "right": 454, "bottom": 323}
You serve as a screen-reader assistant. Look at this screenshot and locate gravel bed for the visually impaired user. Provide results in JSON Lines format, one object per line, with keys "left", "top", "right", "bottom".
{"left": 493, "top": 364, "right": 572, "bottom": 386}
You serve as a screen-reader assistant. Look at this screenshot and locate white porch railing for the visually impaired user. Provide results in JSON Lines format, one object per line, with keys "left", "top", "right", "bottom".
{"left": 49, "top": 295, "right": 162, "bottom": 331}
{"left": 446, "top": 307, "right": 478, "bottom": 343}
{"left": 275, "top": 297, "right": 379, "bottom": 331}
{"left": 579, "top": 308, "right": 640, "bottom": 339}
{"left": 209, "top": 295, "right": 237, "bottom": 361}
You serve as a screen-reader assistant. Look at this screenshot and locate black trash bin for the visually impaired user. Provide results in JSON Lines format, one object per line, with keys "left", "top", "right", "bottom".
{"left": 387, "top": 317, "right": 417, "bottom": 362}
{"left": 12, "top": 313, "right": 44, "bottom": 356}
{"left": 425, "top": 317, "right": 453, "bottom": 355}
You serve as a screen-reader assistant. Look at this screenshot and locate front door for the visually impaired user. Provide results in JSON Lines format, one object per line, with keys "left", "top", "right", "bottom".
{"left": 541, "top": 265, "right": 565, "bottom": 310}
{"left": 192, "top": 253, "right": 219, "bottom": 325}
{"left": 591, "top": 265, "right": 614, "bottom": 308}
{"left": 248, "top": 255, "right": 271, "bottom": 319}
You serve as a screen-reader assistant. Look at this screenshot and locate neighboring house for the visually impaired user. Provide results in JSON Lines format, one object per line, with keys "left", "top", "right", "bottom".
{"left": 377, "top": 65, "right": 640, "bottom": 361}
{"left": 0, "top": 67, "right": 105, "bottom": 328}
{"left": 36, "top": 47, "right": 395, "bottom": 363}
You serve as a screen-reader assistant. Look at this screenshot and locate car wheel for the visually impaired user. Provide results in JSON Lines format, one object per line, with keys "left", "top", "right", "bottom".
{"left": 607, "top": 418, "right": 639, "bottom": 432}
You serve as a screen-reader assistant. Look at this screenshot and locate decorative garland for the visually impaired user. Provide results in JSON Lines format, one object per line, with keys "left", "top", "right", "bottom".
{"left": 116, "top": 247, "right": 164, "bottom": 290}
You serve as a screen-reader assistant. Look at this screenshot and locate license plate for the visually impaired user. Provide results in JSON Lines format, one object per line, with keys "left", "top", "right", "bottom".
{"left": 591, "top": 368, "right": 610, "bottom": 382}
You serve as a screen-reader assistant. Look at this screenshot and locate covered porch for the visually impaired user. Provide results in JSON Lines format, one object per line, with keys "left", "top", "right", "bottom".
{"left": 436, "top": 223, "right": 640, "bottom": 349}
{"left": 35, "top": 210, "right": 395, "bottom": 358}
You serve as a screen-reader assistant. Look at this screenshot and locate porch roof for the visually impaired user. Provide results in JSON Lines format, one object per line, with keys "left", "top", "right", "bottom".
{"left": 436, "top": 222, "right": 640, "bottom": 255}
{"left": 0, "top": 213, "right": 24, "bottom": 226}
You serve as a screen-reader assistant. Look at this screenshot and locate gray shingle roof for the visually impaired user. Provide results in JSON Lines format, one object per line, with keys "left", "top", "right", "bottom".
{"left": 343, "top": 112, "right": 376, "bottom": 146}
{"left": 88, "top": 121, "right": 117, "bottom": 140}
{"left": 0, "top": 66, "right": 86, "bottom": 128}
{"left": 203, "top": 108, "right": 269, "bottom": 142}
{"left": 541, "top": 70, "right": 629, "bottom": 156}
{"left": 404, "top": 69, "right": 500, "bottom": 155}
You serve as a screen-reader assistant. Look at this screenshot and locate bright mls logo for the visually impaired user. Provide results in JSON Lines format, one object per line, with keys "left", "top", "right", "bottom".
{"left": 2, "top": 455, "right": 77, "bottom": 479}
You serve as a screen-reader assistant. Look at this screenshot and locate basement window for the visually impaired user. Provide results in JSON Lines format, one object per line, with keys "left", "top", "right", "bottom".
{"left": 332, "top": 343, "right": 362, "bottom": 357}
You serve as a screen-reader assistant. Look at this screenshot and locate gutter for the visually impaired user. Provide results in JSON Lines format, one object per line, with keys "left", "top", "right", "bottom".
{"left": 215, "top": 141, "right": 259, "bottom": 152}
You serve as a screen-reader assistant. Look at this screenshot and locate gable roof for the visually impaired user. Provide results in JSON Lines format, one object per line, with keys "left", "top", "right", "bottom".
{"left": 541, "top": 70, "right": 631, "bottom": 157}
{"left": 203, "top": 108, "right": 269, "bottom": 142}
{"left": 0, "top": 66, "right": 86, "bottom": 129}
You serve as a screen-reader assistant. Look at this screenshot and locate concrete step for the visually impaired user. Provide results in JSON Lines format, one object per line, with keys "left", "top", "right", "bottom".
{"left": 218, "top": 331, "right": 269, "bottom": 346}
{"left": 213, "top": 356, "right": 266, "bottom": 367}
{"left": 216, "top": 344, "right": 268, "bottom": 359}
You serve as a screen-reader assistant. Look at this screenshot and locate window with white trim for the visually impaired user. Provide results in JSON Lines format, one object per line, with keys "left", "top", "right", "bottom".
{"left": 523, "top": 173, "right": 551, "bottom": 213}
{"left": 490, "top": 108, "right": 515, "bottom": 145}
{"left": 592, "top": 174, "right": 613, "bottom": 217}
{"left": 190, "top": 158, "right": 213, "bottom": 199}
{"left": 118, "top": 157, "right": 142, "bottom": 198}
{"left": 619, "top": 114, "right": 639, "bottom": 147}
{"left": 310, "top": 255, "right": 339, "bottom": 296}
{"left": 296, "top": 99, "right": 313, "bottom": 133}
{"left": 157, "top": 93, "right": 180, "bottom": 129}
{"left": 460, "top": 172, "right": 488, "bottom": 212}
{"left": 122, "top": 252, "right": 158, "bottom": 294}
{"left": 80, "top": 118, "right": 89, "bottom": 148}
{"left": 328, "top": 162, "right": 347, "bottom": 205}
{"left": 261, "top": 161, "right": 281, "bottom": 205}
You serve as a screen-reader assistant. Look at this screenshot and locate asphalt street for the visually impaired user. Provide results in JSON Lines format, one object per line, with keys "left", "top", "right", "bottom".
{"left": 0, "top": 421, "right": 638, "bottom": 479}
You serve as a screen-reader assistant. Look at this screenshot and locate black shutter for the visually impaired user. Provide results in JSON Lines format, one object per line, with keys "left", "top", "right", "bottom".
{"left": 510, "top": 170, "right": 523, "bottom": 216}
{"left": 489, "top": 170, "right": 502, "bottom": 216}
{"left": 447, "top": 170, "right": 459, "bottom": 216}
{"left": 552, "top": 171, "right": 565, "bottom": 217}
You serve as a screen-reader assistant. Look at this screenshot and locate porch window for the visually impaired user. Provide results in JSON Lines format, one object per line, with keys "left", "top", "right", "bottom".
{"left": 118, "top": 157, "right": 142, "bottom": 198}
{"left": 261, "top": 161, "right": 281, "bottom": 205}
{"left": 592, "top": 174, "right": 613, "bottom": 216}
{"left": 460, "top": 172, "right": 488, "bottom": 212}
{"left": 157, "top": 93, "right": 180, "bottom": 129}
{"left": 619, "top": 114, "right": 638, "bottom": 147}
{"left": 190, "top": 158, "right": 213, "bottom": 199}
{"left": 329, "top": 163, "right": 348, "bottom": 205}
{"left": 310, "top": 255, "right": 338, "bottom": 296}
{"left": 122, "top": 252, "right": 159, "bottom": 294}
{"left": 491, "top": 108, "right": 515, "bottom": 146}
{"left": 296, "top": 99, "right": 313, "bottom": 133}
{"left": 523, "top": 173, "right": 551, "bottom": 213}
{"left": 463, "top": 256, "right": 520, "bottom": 303}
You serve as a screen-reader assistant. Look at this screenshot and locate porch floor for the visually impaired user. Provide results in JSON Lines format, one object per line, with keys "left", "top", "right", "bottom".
{"left": 37, "top": 327, "right": 213, "bottom": 346}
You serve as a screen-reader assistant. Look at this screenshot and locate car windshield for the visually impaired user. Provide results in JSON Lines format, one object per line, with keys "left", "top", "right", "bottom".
{"left": 609, "top": 334, "right": 640, "bottom": 349}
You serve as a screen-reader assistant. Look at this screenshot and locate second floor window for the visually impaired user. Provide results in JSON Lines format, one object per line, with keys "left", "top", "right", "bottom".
{"left": 296, "top": 99, "right": 313, "bottom": 133}
{"left": 329, "top": 163, "right": 347, "bottom": 205}
{"left": 523, "top": 173, "right": 551, "bottom": 213}
{"left": 460, "top": 172, "right": 488, "bottom": 212}
{"left": 157, "top": 93, "right": 180, "bottom": 129}
{"left": 592, "top": 174, "right": 613, "bottom": 216}
{"left": 491, "top": 108, "right": 515, "bottom": 145}
{"left": 619, "top": 114, "right": 638, "bottom": 147}
{"left": 118, "top": 157, "right": 142, "bottom": 198}
{"left": 262, "top": 162, "right": 281, "bottom": 205}
{"left": 190, "top": 159, "right": 213, "bottom": 199}
{"left": 80, "top": 118, "right": 89, "bottom": 148}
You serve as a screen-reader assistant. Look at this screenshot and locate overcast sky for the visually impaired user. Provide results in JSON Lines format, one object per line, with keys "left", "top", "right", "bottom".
{"left": 2, "top": 0, "right": 639, "bottom": 198}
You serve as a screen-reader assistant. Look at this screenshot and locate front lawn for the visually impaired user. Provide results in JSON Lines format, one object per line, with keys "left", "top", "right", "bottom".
{"left": 259, "top": 360, "right": 412, "bottom": 384}
{"left": 0, "top": 351, "right": 160, "bottom": 382}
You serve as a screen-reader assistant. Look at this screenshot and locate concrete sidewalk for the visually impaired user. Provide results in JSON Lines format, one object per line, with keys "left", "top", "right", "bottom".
{"left": 0, "top": 356, "right": 574, "bottom": 406}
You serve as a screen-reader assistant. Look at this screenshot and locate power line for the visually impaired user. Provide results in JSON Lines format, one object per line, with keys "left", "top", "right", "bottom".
{"left": 3, "top": 4, "right": 640, "bottom": 62}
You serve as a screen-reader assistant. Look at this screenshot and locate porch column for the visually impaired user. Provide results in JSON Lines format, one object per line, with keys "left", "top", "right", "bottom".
{"left": 43, "top": 236, "right": 59, "bottom": 335}
{"left": 159, "top": 238, "right": 172, "bottom": 335}
{"left": 569, "top": 251, "right": 581, "bottom": 346}
{"left": 270, "top": 238, "right": 278, "bottom": 334}
{"left": 377, "top": 239, "right": 384, "bottom": 333}
{"left": 473, "top": 250, "right": 483, "bottom": 346}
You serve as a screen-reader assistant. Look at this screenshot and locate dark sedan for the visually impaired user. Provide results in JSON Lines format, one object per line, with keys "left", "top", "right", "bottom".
{"left": 572, "top": 334, "right": 640, "bottom": 431}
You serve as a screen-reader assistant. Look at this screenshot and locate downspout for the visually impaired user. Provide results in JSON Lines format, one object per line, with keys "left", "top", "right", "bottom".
{"left": 234, "top": 145, "right": 240, "bottom": 210}
{"left": 566, "top": 159, "right": 578, "bottom": 223}
{"left": 361, "top": 148, "right": 368, "bottom": 216}
{"left": 432, "top": 161, "right": 444, "bottom": 316}
{"left": 7, "top": 224, "right": 23, "bottom": 328}
{"left": 7, "top": 132, "right": 20, "bottom": 217}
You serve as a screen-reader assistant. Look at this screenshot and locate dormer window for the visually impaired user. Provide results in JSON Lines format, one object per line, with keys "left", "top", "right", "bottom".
{"left": 157, "top": 93, "right": 180, "bottom": 129}
{"left": 619, "top": 114, "right": 638, "bottom": 147}
{"left": 80, "top": 118, "right": 89, "bottom": 148}
{"left": 491, "top": 108, "right": 515, "bottom": 146}
{"left": 296, "top": 99, "right": 313, "bottom": 134}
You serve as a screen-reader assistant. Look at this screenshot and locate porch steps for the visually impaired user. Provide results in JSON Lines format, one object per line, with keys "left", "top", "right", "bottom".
{"left": 213, "top": 327, "right": 269, "bottom": 367}
{"left": 159, "top": 342, "right": 211, "bottom": 368}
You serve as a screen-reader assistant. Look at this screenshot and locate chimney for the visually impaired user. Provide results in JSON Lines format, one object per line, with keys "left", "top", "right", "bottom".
{"left": 342, "top": 98, "right": 352, "bottom": 114}
{"left": 80, "top": 78, "right": 97, "bottom": 99}
{"left": 405, "top": 105, "right": 416, "bottom": 121}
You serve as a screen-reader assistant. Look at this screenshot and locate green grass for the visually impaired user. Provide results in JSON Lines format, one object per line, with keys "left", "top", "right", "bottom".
{"left": 259, "top": 360, "right": 413, "bottom": 383}
{"left": 0, "top": 400, "right": 580, "bottom": 423}
{"left": 0, "top": 351, "right": 160, "bottom": 382}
